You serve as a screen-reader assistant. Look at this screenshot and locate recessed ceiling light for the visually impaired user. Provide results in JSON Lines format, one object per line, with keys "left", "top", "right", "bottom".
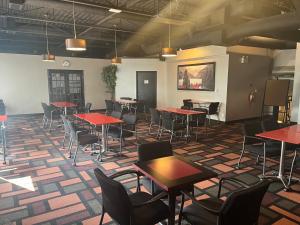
{"left": 109, "top": 8, "right": 122, "bottom": 13}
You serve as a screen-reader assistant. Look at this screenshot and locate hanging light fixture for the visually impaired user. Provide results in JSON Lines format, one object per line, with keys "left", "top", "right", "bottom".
{"left": 65, "top": 0, "right": 86, "bottom": 51}
{"left": 161, "top": 0, "right": 177, "bottom": 57}
{"left": 42, "top": 17, "right": 55, "bottom": 62}
{"left": 112, "top": 25, "right": 121, "bottom": 64}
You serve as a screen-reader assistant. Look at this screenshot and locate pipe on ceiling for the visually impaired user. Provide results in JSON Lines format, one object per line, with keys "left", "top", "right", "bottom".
{"left": 225, "top": 13, "right": 300, "bottom": 42}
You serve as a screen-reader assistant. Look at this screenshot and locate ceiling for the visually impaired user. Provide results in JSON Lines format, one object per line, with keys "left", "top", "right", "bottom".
{"left": 0, "top": 0, "right": 299, "bottom": 58}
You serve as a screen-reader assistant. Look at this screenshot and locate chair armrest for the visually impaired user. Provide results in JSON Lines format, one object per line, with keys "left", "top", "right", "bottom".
{"left": 181, "top": 190, "right": 221, "bottom": 215}
{"left": 110, "top": 169, "right": 142, "bottom": 192}
{"left": 218, "top": 177, "right": 250, "bottom": 198}
{"left": 132, "top": 191, "right": 168, "bottom": 207}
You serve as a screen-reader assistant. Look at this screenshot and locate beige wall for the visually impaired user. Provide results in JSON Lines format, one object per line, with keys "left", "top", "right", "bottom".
{"left": 115, "top": 58, "right": 167, "bottom": 107}
{"left": 0, "top": 53, "right": 110, "bottom": 115}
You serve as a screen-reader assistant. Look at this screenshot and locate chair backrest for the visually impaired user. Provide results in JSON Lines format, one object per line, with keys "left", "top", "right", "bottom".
{"left": 242, "top": 121, "right": 263, "bottom": 137}
{"left": 65, "top": 119, "right": 77, "bottom": 139}
{"left": 41, "top": 102, "right": 52, "bottom": 118}
{"left": 114, "top": 102, "right": 123, "bottom": 112}
{"left": 219, "top": 180, "right": 270, "bottom": 225}
{"left": 94, "top": 168, "right": 131, "bottom": 225}
{"left": 0, "top": 100, "right": 6, "bottom": 115}
{"left": 111, "top": 111, "right": 122, "bottom": 119}
{"left": 105, "top": 100, "right": 114, "bottom": 111}
{"left": 208, "top": 102, "right": 220, "bottom": 114}
{"left": 261, "top": 119, "right": 279, "bottom": 131}
{"left": 161, "top": 111, "right": 174, "bottom": 130}
{"left": 123, "top": 113, "right": 137, "bottom": 131}
{"left": 85, "top": 102, "right": 92, "bottom": 113}
{"left": 149, "top": 108, "right": 160, "bottom": 124}
{"left": 138, "top": 141, "right": 173, "bottom": 162}
{"left": 183, "top": 99, "right": 193, "bottom": 109}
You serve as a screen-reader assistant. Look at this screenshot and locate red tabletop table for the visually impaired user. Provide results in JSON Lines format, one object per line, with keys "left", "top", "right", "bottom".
{"left": 0, "top": 115, "right": 7, "bottom": 164}
{"left": 257, "top": 124, "right": 300, "bottom": 189}
{"left": 134, "top": 156, "right": 217, "bottom": 225}
{"left": 51, "top": 101, "right": 77, "bottom": 115}
{"left": 159, "top": 108, "right": 206, "bottom": 140}
{"left": 74, "top": 113, "right": 123, "bottom": 161}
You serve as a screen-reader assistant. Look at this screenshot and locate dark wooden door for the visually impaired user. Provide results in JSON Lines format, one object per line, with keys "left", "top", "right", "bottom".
{"left": 48, "top": 70, "right": 85, "bottom": 107}
{"left": 136, "top": 71, "right": 157, "bottom": 109}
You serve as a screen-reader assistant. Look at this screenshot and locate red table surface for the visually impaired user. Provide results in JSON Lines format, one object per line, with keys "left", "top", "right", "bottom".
{"left": 159, "top": 107, "right": 205, "bottom": 115}
{"left": 256, "top": 124, "right": 300, "bottom": 145}
{"left": 0, "top": 115, "right": 7, "bottom": 122}
{"left": 74, "top": 113, "right": 123, "bottom": 125}
{"left": 51, "top": 102, "right": 77, "bottom": 108}
{"left": 148, "top": 157, "right": 201, "bottom": 180}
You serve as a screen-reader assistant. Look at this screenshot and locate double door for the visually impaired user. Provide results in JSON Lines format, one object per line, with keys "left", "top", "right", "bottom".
{"left": 48, "top": 70, "right": 85, "bottom": 107}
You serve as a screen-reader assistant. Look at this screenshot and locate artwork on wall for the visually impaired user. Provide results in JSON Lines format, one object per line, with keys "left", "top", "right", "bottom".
{"left": 177, "top": 62, "right": 216, "bottom": 91}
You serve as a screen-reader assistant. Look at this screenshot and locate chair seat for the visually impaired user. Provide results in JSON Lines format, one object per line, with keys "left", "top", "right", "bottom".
{"left": 130, "top": 192, "right": 170, "bottom": 225}
{"left": 78, "top": 134, "right": 99, "bottom": 145}
{"left": 246, "top": 143, "right": 281, "bottom": 157}
{"left": 108, "top": 126, "right": 134, "bottom": 138}
{"left": 182, "top": 198, "right": 223, "bottom": 225}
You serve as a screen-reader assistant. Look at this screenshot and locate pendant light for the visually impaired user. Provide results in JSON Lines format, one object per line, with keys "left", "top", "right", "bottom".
{"left": 112, "top": 25, "right": 121, "bottom": 64}
{"left": 65, "top": 0, "right": 86, "bottom": 51}
{"left": 161, "top": 0, "right": 177, "bottom": 57}
{"left": 42, "top": 18, "right": 55, "bottom": 62}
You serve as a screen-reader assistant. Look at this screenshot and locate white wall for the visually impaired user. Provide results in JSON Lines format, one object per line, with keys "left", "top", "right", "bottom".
{"left": 293, "top": 44, "right": 300, "bottom": 123}
{"left": 0, "top": 53, "right": 110, "bottom": 115}
{"left": 165, "top": 46, "right": 230, "bottom": 121}
{"left": 115, "top": 58, "right": 167, "bottom": 107}
{"left": 273, "top": 49, "right": 296, "bottom": 67}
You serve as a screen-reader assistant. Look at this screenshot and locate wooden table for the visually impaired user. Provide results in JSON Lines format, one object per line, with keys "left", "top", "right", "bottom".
{"left": 159, "top": 108, "right": 205, "bottom": 140}
{"left": 257, "top": 124, "right": 300, "bottom": 190}
{"left": 51, "top": 101, "right": 77, "bottom": 115}
{"left": 134, "top": 155, "right": 217, "bottom": 225}
{"left": 0, "top": 115, "right": 7, "bottom": 164}
{"left": 74, "top": 113, "right": 123, "bottom": 161}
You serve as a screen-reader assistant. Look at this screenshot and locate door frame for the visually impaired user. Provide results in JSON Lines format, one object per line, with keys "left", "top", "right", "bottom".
{"left": 48, "top": 69, "right": 85, "bottom": 106}
{"left": 136, "top": 71, "right": 157, "bottom": 108}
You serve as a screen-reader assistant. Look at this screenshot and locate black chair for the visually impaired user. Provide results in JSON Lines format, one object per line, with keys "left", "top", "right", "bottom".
{"left": 189, "top": 113, "right": 207, "bottom": 141}
{"left": 67, "top": 119, "right": 99, "bottom": 166}
{"left": 196, "top": 102, "right": 220, "bottom": 125}
{"left": 149, "top": 108, "right": 161, "bottom": 136}
{"left": 41, "top": 102, "right": 62, "bottom": 131}
{"left": 236, "top": 121, "right": 281, "bottom": 176}
{"left": 179, "top": 178, "right": 271, "bottom": 225}
{"left": 138, "top": 141, "right": 173, "bottom": 195}
{"left": 105, "top": 100, "right": 114, "bottom": 115}
{"left": 159, "top": 111, "right": 185, "bottom": 143}
{"left": 94, "top": 168, "right": 170, "bottom": 225}
{"left": 181, "top": 99, "right": 193, "bottom": 110}
{"left": 288, "top": 149, "right": 299, "bottom": 186}
{"left": 114, "top": 101, "right": 123, "bottom": 112}
{"left": 110, "top": 110, "right": 123, "bottom": 119}
{"left": 107, "top": 113, "right": 137, "bottom": 153}
{"left": 0, "top": 100, "right": 5, "bottom": 115}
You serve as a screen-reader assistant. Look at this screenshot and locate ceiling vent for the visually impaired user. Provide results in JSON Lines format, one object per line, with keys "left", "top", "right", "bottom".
{"left": 9, "top": 0, "right": 25, "bottom": 11}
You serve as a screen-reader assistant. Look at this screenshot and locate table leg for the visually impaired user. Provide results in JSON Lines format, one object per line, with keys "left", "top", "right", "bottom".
{"left": 186, "top": 114, "right": 190, "bottom": 142}
{"left": 97, "top": 124, "right": 107, "bottom": 162}
{"left": 168, "top": 192, "right": 176, "bottom": 225}
{"left": 64, "top": 106, "right": 67, "bottom": 115}
{"left": 1, "top": 122, "right": 6, "bottom": 164}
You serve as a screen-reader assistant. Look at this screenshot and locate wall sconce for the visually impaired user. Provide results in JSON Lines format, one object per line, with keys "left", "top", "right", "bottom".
{"left": 240, "top": 55, "right": 249, "bottom": 64}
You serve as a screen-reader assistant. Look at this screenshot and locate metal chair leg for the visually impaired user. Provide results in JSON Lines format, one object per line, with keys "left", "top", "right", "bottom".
{"left": 236, "top": 137, "right": 246, "bottom": 169}
{"left": 288, "top": 150, "right": 297, "bottom": 186}
{"left": 99, "top": 206, "right": 105, "bottom": 225}
{"left": 262, "top": 144, "right": 266, "bottom": 177}
{"left": 72, "top": 145, "right": 80, "bottom": 166}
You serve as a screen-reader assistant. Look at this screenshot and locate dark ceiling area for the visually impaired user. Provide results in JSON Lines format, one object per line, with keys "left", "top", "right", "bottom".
{"left": 0, "top": 0, "right": 299, "bottom": 59}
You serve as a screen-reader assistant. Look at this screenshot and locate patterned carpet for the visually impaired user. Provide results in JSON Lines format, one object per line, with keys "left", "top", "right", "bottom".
{"left": 0, "top": 115, "right": 299, "bottom": 225}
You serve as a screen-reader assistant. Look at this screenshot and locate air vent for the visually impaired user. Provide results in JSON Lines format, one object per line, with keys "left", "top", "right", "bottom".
{"left": 9, "top": 0, "right": 25, "bottom": 11}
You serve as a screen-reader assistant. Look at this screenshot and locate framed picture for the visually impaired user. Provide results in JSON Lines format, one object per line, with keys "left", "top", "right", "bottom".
{"left": 177, "top": 62, "right": 216, "bottom": 91}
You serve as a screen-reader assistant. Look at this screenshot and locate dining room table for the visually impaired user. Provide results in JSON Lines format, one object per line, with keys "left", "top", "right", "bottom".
{"left": 73, "top": 113, "right": 123, "bottom": 161}
{"left": 159, "top": 107, "right": 206, "bottom": 140}
{"left": 0, "top": 115, "right": 7, "bottom": 164}
{"left": 134, "top": 155, "right": 217, "bottom": 225}
{"left": 51, "top": 101, "right": 77, "bottom": 115}
{"left": 256, "top": 124, "right": 300, "bottom": 190}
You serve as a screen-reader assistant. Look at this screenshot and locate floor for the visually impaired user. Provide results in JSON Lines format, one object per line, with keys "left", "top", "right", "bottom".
{"left": 0, "top": 115, "right": 299, "bottom": 225}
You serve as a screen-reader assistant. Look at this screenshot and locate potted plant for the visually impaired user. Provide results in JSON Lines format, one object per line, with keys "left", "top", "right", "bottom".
{"left": 101, "top": 64, "right": 118, "bottom": 100}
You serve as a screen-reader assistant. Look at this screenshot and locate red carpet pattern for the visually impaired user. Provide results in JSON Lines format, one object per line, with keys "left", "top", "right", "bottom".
{"left": 0, "top": 115, "right": 299, "bottom": 225}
